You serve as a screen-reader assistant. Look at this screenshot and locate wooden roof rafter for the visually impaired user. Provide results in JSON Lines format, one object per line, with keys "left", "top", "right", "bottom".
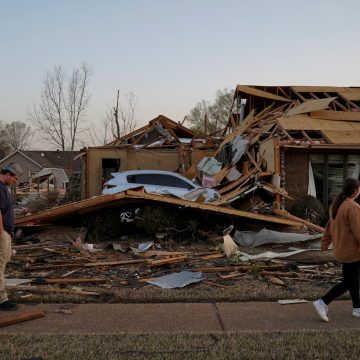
{"left": 337, "top": 95, "right": 360, "bottom": 111}
{"left": 290, "top": 88, "right": 307, "bottom": 102}
{"left": 276, "top": 86, "right": 290, "bottom": 99}
{"left": 107, "top": 123, "right": 152, "bottom": 146}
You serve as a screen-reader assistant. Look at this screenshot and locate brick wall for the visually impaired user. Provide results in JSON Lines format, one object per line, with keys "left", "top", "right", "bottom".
{"left": 283, "top": 151, "right": 309, "bottom": 210}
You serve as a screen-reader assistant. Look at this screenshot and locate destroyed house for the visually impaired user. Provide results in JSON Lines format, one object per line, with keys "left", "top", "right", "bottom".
{"left": 226, "top": 85, "right": 360, "bottom": 209}
{"left": 80, "top": 115, "right": 220, "bottom": 198}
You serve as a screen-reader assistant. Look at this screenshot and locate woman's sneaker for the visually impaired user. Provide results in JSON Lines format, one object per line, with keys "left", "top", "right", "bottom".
{"left": 352, "top": 308, "right": 360, "bottom": 317}
{"left": 313, "top": 299, "right": 329, "bottom": 322}
{"left": 0, "top": 301, "right": 18, "bottom": 311}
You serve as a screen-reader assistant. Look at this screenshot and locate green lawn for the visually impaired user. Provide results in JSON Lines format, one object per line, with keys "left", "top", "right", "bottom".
{"left": 1, "top": 330, "right": 360, "bottom": 360}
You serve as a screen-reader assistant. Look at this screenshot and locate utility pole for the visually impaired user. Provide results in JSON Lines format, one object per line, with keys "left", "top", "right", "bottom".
{"left": 114, "top": 90, "right": 120, "bottom": 138}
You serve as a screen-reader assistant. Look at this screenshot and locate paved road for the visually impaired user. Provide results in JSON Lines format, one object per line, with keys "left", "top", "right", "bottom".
{"left": 0, "top": 300, "right": 359, "bottom": 334}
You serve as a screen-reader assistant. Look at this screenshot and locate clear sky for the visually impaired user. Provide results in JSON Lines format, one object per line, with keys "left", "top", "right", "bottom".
{"left": 1, "top": 0, "right": 360, "bottom": 148}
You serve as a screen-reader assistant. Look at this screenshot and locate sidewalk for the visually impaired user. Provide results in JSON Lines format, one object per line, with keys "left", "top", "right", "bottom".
{"left": 1, "top": 301, "right": 360, "bottom": 334}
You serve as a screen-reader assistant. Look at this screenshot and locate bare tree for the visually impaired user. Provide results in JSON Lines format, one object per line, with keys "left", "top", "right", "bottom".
{"left": 28, "top": 62, "right": 91, "bottom": 151}
{"left": 116, "top": 91, "right": 137, "bottom": 138}
{"left": 88, "top": 115, "right": 113, "bottom": 146}
{"left": 66, "top": 63, "right": 91, "bottom": 151}
{"left": 92, "top": 90, "right": 138, "bottom": 145}
{"left": 4, "top": 121, "right": 33, "bottom": 150}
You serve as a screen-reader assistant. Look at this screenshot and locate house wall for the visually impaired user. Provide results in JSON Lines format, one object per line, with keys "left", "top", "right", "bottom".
{"left": 283, "top": 151, "right": 309, "bottom": 210}
{"left": 84, "top": 148, "right": 215, "bottom": 198}
{"left": 86, "top": 148, "right": 127, "bottom": 198}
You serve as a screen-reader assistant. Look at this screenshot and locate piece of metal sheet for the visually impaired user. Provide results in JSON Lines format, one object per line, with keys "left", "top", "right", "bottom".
{"left": 147, "top": 271, "right": 202, "bottom": 289}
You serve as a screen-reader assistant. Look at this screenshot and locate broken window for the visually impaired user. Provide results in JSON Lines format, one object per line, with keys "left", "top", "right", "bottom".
{"left": 102, "top": 158, "right": 120, "bottom": 183}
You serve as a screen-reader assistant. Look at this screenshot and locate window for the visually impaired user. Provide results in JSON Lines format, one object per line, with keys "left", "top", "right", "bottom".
{"left": 127, "top": 173, "right": 195, "bottom": 190}
{"left": 310, "top": 154, "right": 360, "bottom": 207}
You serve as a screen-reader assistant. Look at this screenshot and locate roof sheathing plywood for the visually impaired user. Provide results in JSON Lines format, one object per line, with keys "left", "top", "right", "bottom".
{"left": 290, "top": 86, "right": 343, "bottom": 93}
{"left": 311, "top": 110, "right": 360, "bottom": 121}
{"left": 321, "top": 130, "right": 360, "bottom": 144}
{"left": 338, "top": 88, "right": 360, "bottom": 101}
{"left": 235, "top": 85, "right": 291, "bottom": 102}
{"left": 286, "top": 97, "right": 336, "bottom": 116}
{"left": 277, "top": 115, "right": 360, "bottom": 131}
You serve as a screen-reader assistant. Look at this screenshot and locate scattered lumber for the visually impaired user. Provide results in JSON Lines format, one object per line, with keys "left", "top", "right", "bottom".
{"left": 24, "top": 259, "right": 145, "bottom": 271}
{"left": 43, "top": 277, "right": 107, "bottom": 284}
{"left": 195, "top": 264, "right": 285, "bottom": 273}
{"left": 273, "top": 208, "right": 324, "bottom": 233}
{"left": 0, "top": 311, "right": 45, "bottom": 328}
{"left": 10, "top": 286, "right": 101, "bottom": 296}
{"left": 266, "top": 276, "right": 286, "bottom": 286}
{"left": 147, "top": 255, "right": 188, "bottom": 267}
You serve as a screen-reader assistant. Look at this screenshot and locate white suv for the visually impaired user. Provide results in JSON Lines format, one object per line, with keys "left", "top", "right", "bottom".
{"left": 102, "top": 170, "right": 221, "bottom": 203}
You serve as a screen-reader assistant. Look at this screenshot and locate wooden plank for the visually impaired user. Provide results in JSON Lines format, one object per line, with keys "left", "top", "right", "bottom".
{"left": 218, "top": 167, "right": 257, "bottom": 195}
{"left": 261, "top": 271, "right": 298, "bottom": 277}
{"left": 24, "top": 259, "right": 145, "bottom": 271}
{"left": 195, "top": 264, "right": 285, "bottom": 273}
{"left": 273, "top": 136, "right": 281, "bottom": 209}
{"left": 16, "top": 185, "right": 305, "bottom": 228}
{"left": 273, "top": 209, "right": 324, "bottom": 233}
{"left": 199, "top": 253, "right": 224, "bottom": 260}
{"left": 310, "top": 110, "right": 360, "bottom": 122}
{"left": 213, "top": 166, "right": 231, "bottom": 184}
{"left": 135, "top": 250, "right": 192, "bottom": 258}
{"left": 220, "top": 184, "right": 252, "bottom": 202}
{"left": 15, "top": 192, "right": 128, "bottom": 225}
{"left": 0, "top": 311, "right": 45, "bottom": 328}
{"left": 246, "top": 151, "right": 262, "bottom": 172}
{"left": 261, "top": 182, "right": 293, "bottom": 200}
{"left": 236, "top": 85, "right": 291, "bottom": 102}
{"left": 321, "top": 130, "right": 360, "bottom": 144}
{"left": 10, "top": 286, "right": 101, "bottom": 296}
{"left": 215, "top": 110, "right": 255, "bottom": 155}
{"left": 147, "top": 255, "right": 188, "bottom": 267}
{"left": 126, "top": 190, "right": 303, "bottom": 227}
{"left": 291, "top": 86, "right": 343, "bottom": 93}
{"left": 286, "top": 97, "right": 336, "bottom": 116}
{"left": 44, "top": 277, "right": 107, "bottom": 284}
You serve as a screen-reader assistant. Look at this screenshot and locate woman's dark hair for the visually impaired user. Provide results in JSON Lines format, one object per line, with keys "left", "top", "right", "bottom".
{"left": 331, "top": 178, "right": 360, "bottom": 219}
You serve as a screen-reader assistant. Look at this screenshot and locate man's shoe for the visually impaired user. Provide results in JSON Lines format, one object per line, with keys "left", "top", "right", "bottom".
{"left": 313, "top": 299, "right": 329, "bottom": 322}
{"left": 0, "top": 301, "right": 18, "bottom": 311}
{"left": 353, "top": 308, "right": 360, "bottom": 317}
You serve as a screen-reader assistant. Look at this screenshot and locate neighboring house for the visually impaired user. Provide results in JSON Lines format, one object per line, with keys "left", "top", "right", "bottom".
{"left": 79, "top": 115, "right": 220, "bottom": 198}
{"left": 32, "top": 168, "right": 69, "bottom": 190}
{"left": 227, "top": 85, "right": 360, "bottom": 209}
{"left": 0, "top": 149, "right": 81, "bottom": 185}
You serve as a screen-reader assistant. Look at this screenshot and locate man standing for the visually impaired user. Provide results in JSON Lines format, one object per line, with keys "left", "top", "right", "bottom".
{"left": 0, "top": 163, "right": 22, "bottom": 310}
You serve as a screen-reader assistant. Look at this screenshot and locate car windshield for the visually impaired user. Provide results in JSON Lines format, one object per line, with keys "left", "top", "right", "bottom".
{"left": 126, "top": 173, "right": 195, "bottom": 190}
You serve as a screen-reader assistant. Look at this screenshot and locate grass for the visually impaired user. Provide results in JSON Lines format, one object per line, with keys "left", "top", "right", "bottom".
{"left": 9, "top": 275, "right": 342, "bottom": 304}
{"left": 1, "top": 330, "right": 360, "bottom": 360}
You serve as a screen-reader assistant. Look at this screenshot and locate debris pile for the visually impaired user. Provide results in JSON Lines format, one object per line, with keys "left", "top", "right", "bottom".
{"left": 6, "top": 226, "right": 338, "bottom": 302}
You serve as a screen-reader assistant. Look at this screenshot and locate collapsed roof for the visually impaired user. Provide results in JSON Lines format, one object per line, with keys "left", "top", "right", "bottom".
{"left": 226, "top": 85, "right": 360, "bottom": 147}
{"left": 106, "top": 115, "right": 218, "bottom": 149}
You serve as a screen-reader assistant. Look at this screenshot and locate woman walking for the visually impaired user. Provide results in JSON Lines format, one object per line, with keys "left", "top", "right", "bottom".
{"left": 313, "top": 178, "right": 360, "bottom": 322}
